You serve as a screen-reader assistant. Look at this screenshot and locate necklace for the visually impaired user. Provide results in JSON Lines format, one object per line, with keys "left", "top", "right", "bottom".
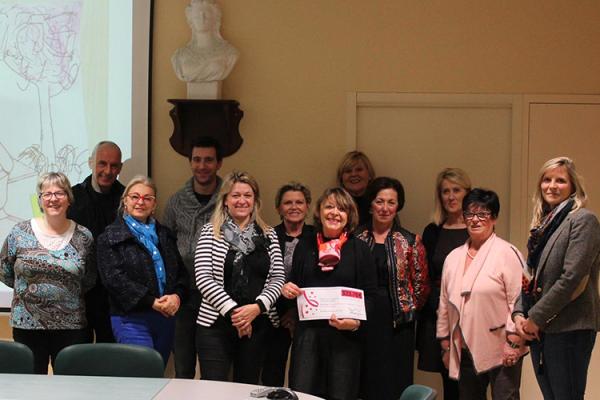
{"left": 466, "top": 248, "right": 477, "bottom": 259}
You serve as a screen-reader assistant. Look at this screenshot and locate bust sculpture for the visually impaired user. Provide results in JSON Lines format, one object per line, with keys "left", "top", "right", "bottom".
{"left": 171, "top": 0, "right": 239, "bottom": 83}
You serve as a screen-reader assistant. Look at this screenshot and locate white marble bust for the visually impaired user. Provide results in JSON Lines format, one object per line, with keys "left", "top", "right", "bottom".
{"left": 171, "top": 0, "right": 239, "bottom": 83}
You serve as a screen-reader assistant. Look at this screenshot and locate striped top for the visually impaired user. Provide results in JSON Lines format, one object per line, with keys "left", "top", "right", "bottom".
{"left": 194, "top": 223, "right": 285, "bottom": 327}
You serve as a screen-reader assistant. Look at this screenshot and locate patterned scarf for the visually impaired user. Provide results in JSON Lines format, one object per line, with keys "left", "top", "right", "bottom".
{"left": 523, "top": 197, "right": 574, "bottom": 301}
{"left": 124, "top": 215, "right": 166, "bottom": 296}
{"left": 317, "top": 231, "right": 348, "bottom": 272}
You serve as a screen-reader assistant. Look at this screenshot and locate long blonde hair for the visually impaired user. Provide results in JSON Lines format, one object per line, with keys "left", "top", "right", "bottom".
{"left": 211, "top": 171, "right": 270, "bottom": 238}
{"left": 431, "top": 168, "right": 472, "bottom": 225}
{"left": 531, "top": 156, "right": 587, "bottom": 228}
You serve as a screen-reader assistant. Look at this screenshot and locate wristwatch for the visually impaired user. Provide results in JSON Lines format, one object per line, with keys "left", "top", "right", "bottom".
{"left": 506, "top": 339, "right": 521, "bottom": 349}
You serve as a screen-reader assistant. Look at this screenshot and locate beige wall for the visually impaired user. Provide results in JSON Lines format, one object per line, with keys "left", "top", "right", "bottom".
{"left": 152, "top": 0, "right": 600, "bottom": 226}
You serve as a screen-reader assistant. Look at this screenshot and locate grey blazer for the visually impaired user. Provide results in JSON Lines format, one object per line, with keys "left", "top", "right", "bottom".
{"left": 515, "top": 208, "right": 600, "bottom": 333}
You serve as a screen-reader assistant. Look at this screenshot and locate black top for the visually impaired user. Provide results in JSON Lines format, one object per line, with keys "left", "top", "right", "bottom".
{"left": 68, "top": 175, "right": 125, "bottom": 239}
{"left": 372, "top": 243, "right": 389, "bottom": 288}
{"left": 421, "top": 223, "right": 468, "bottom": 315}
{"left": 273, "top": 223, "right": 315, "bottom": 316}
{"left": 194, "top": 192, "right": 213, "bottom": 206}
{"left": 96, "top": 218, "right": 189, "bottom": 315}
{"left": 352, "top": 194, "right": 371, "bottom": 227}
{"left": 223, "top": 245, "right": 271, "bottom": 306}
{"left": 290, "top": 234, "right": 377, "bottom": 330}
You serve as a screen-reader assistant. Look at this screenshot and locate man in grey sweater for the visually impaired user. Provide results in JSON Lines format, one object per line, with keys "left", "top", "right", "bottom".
{"left": 163, "top": 136, "right": 223, "bottom": 379}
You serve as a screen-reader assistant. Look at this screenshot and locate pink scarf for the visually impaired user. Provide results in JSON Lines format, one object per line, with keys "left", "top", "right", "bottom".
{"left": 317, "top": 231, "right": 348, "bottom": 271}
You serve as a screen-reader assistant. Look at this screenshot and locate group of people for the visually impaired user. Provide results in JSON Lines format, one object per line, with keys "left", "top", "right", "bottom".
{"left": 1, "top": 138, "right": 599, "bottom": 400}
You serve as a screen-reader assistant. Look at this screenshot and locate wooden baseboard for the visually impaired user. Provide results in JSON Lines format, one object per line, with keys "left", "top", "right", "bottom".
{"left": 0, "top": 315, "right": 11, "bottom": 339}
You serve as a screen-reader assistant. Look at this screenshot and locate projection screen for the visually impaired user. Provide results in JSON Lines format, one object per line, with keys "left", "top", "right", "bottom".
{"left": 0, "top": 0, "right": 153, "bottom": 310}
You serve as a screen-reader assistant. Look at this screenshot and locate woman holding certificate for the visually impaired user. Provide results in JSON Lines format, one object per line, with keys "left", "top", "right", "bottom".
{"left": 282, "top": 187, "right": 377, "bottom": 400}
{"left": 356, "top": 177, "right": 430, "bottom": 400}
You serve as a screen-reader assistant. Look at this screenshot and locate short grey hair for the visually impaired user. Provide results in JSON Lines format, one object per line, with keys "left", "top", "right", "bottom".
{"left": 36, "top": 172, "right": 74, "bottom": 212}
{"left": 90, "top": 141, "right": 122, "bottom": 163}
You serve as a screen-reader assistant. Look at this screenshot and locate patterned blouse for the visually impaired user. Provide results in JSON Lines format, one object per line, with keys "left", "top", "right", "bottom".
{"left": 0, "top": 220, "right": 96, "bottom": 330}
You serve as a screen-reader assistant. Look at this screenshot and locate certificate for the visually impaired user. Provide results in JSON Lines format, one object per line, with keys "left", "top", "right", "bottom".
{"left": 297, "top": 286, "right": 366, "bottom": 321}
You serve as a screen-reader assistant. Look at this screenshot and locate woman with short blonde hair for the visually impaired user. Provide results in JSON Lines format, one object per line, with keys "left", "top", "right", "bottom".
{"left": 97, "top": 175, "right": 188, "bottom": 365}
{"left": 336, "top": 151, "right": 376, "bottom": 226}
{"left": 1, "top": 172, "right": 95, "bottom": 374}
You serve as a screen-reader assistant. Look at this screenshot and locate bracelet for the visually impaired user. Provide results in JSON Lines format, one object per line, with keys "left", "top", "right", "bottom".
{"left": 506, "top": 339, "right": 521, "bottom": 349}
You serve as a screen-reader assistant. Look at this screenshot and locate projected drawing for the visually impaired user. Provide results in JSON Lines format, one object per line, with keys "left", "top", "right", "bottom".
{"left": 1, "top": 2, "right": 82, "bottom": 172}
{"left": 0, "top": 0, "right": 138, "bottom": 306}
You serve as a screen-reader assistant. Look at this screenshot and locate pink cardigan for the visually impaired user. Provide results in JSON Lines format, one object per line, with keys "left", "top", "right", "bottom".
{"left": 436, "top": 234, "right": 527, "bottom": 379}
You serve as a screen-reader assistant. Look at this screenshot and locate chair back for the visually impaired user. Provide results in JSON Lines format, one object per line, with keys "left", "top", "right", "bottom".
{"left": 54, "top": 343, "right": 164, "bottom": 378}
{"left": 0, "top": 340, "right": 34, "bottom": 374}
{"left": 399, "top": 384, "right": 438, "bottom": 400}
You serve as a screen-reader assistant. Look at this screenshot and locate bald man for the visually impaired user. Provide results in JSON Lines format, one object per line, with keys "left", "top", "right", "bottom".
{"left": 68, "top": 141, "right": 124, "bottom": 342}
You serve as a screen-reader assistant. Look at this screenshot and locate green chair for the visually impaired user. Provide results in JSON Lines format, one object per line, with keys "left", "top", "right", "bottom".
{"left": 54, "top": 343, "right": 165, "bottom": 378}
{"left": 399, "top": 384, "right": 438, "bottom": 400}
{"left": 0, "top": 340, "right": 34, "bottom": 374}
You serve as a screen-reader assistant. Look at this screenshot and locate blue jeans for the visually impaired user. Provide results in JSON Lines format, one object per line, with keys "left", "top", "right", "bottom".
{"left": 111, "top": 311, "right": 176, "bottom": 365}
{"left": 530, "top": 330, "right": 596, "bottom": 400}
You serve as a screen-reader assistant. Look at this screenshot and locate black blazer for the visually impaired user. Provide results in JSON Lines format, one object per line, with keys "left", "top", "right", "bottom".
{"left": 97, "top": 217, "right": 189, "bottom": 315}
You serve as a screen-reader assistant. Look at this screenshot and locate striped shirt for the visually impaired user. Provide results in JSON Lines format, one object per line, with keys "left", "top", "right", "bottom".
{"left": 194, "top": 223, "right": 285, "bottom": 327}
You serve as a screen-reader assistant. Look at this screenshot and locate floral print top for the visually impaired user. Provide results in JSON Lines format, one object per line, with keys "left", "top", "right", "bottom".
{"left": 0, "top": 220, "right": 96, "bottom": 329}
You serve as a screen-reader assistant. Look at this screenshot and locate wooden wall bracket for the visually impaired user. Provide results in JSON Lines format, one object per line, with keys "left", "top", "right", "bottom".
{"left": 167, "top": 99, "right": 244, "bottom": 158}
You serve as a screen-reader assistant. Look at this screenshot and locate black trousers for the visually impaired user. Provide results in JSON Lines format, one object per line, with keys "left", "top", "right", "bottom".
{"left": 290, "top": 325, "right": 361, "bottom": 400}
{"left": 85, "top": 284, "right": 114, "bottom": 343}
{"left": 13, "top": 327, "right": 88, "bottom": 374}
{"left": 196, "top": 315, "right": 270, "bottom": 384}
{"left": 261, "top": 323, "right": 292, "bottom": 386}
{"left": 174, "top": 291, "right": 201, "bottom": 379}
{"left": 459, "top": 348, "right": 522, "bottom": 400}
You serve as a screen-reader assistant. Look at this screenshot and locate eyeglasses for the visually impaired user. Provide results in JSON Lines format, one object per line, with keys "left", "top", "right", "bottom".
{"left": 39, "top": 191, "right": 67, "bottom": 201}
{"left": 463, "top": 211, "right": 492, "bottom": 221}
{"left": 127, "top": 193, "right": 156, "bottom": 204}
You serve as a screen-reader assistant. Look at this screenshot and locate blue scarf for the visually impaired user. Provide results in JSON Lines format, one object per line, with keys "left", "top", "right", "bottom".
{"left": 124, "top": 214, "right": 166, "bottom": 296}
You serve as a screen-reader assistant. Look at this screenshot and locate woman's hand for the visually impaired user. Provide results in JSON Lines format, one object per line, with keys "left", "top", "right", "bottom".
{"left": 231, "top": 304, "right": 261, "bottom": 330}
{"left": 282, "top": 282, "right": 302, "bottom": 299}
{"left": 515, "top": 315, "right": 539, "bottom": 341}
{"left": 236, "top": 324, "right": 253, "bottom": 339}
{"left": 522, "top": 318, "right": 540, "bottom": 340}
{"left": 502, "top": 342, "right": 522, "bottom": 367}
{"left": 153, "top": 294, "right": 181, "bottom": 317}
{"left": 442, "top": 350, "right": 450, "bottom": 370}
{"left": 440, "top": 339, "right": 450, "bottom": 370}
{"left": 328, "top": 314, "right": 360, "bottom": 331}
